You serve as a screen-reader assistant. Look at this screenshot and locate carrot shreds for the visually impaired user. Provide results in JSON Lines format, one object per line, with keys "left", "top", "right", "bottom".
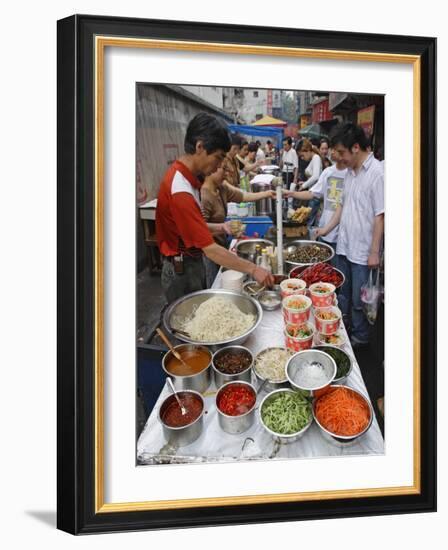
{"left": 315, "top": 387, "right": 370, "bottom": 436}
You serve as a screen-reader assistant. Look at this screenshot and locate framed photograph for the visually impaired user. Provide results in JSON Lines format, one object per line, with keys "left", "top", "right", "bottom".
{"left": 57, "top": 14, "right": 436, "bottom": 534}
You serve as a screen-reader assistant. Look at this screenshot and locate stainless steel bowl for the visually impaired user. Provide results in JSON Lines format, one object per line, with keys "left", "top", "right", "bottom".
{"left": 289, "top": 264, "right": 346, "bottom": 290}
{"left": 312, "top": 385, "right": 374, "bottom": 446}
{"left": 242, "top": 280, "right": 264, "bottom": 298}
{"left": 158, "top": 390, "right": 204, "bottom": 447}
{"left": 259, "top": 388, "right": 313, "bottom": 444}
{"left": 212, "top": 346, "right": 253, "bottom": 389}
{"left": 162, "top": 344, "right": 212, "bottom": 394}
{"left": 258, "top": 290, "right": 282, "bottom": 311}
{"left": 163, "top": 289, "right": 263, "bottom": 347}
{"left": 312, "top": 345, "right": 354, "bottom": 385}
{"left": 286, "top": 349, "right": 337, "bottom": 393}
{"left": 284, "top": 240, "right": 334, "bottom": 269}
{"left": 252, "top": 347, "right": 293, "bottom": 393}
{"left": 234, "top": 238, "right": 274, "bottom": 261}
{"left": 216, "top": 381, "right": 257, "bottom": 434}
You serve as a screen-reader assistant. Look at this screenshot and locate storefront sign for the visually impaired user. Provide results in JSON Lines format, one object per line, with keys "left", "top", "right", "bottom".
{"left": 357, "top": 105, "right": 376, "bottom": 137}
{"left": 312, "top": 98, "right": 332, "bottom": 123}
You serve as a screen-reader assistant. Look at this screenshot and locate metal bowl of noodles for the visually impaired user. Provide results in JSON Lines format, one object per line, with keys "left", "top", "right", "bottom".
{"left": 163, "top": 289, "right": 263, "bottom": 348}
{"left": 284, "top": 240, "right": 334, "bottom": 269}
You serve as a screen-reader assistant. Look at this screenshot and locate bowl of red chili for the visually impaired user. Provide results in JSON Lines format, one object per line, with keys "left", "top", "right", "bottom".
{"left": 216, "top": 381, "right": 257, "bottom": 434}
{"left": 312, "top": 385, "right": 373, "bottom": 446}
{"left": 158, "top": 390, "right": 205, "bottom": 447}
{"left": 212, "top": 346, "right": 253, "bottom": 389}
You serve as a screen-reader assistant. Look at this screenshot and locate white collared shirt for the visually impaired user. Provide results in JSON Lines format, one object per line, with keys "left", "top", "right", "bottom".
{"left": 281, "top": 148, "right": 298, "bottom": 172}
{"left": 336, "top": 153, "right": 384, "bottom": 265}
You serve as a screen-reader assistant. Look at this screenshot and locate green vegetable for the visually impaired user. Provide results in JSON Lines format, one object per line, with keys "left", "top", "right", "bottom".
{"left": 261, "top": 391, "right": 312, "bottom": 435}
{"left": 319, "top": 347, "right": 351, "bottom": 379}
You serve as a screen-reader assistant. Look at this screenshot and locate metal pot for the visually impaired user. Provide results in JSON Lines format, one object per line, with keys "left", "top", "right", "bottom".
{"left": 251, "top": 181, "right": 274, "bottom": 215}
{"left": 212, "top": 346, "right": 253, "bottom": 389}
{"left": 158, "top": 390, "right": 204, "bottom": 447}
{"left": 216, "top": 381, "right": 257, "bottom": 434}
{"left": 162, "top": 344, "right": 212, "bottom": 394}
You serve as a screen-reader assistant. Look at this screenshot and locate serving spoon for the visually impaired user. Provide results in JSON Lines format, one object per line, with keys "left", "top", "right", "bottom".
{"left": 166, "top": 376, "right": 187, "bottom": 416}
{"left": 156, "top": 327, "right": 190, "bottom": 371}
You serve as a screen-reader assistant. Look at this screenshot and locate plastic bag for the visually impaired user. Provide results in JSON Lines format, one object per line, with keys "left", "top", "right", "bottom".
{"left": 360, "top": 269, "right": 381, "bottom": 325}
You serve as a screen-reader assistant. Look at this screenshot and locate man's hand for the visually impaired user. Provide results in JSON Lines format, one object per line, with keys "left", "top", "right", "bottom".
{"left": 368, "top": 252, "right": 380, "bottom": 269}
{"left": 252, "top": 266, "right": 275, "bottom": 287}
{"left": 222, "top": 221, "right": 233, "bottom": 235}
{"left": 314, "top": 227, "right": 327, "bottom": 238}
{"left": 266, "top": 190, "right": 276, "bottom": 199}
{"left": 283, "top": 190, "right": 293, "bottom": 198}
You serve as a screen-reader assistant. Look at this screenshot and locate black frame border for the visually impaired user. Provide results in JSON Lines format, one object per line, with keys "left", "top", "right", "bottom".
{"left": 57, "top": 14, "right": 436, "bottom": 534}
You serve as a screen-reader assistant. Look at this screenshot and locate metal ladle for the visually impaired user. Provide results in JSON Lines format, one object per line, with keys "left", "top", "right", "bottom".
{"left": 166, "top": 377, "right": 187, "bottom": 416}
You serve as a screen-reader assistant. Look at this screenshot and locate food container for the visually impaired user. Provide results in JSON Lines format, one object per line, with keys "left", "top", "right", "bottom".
{"left": 162, "top": 344, "right": 212, "bottom": 394}
{"left": 252, "top": 347, "right": 292, "bottom": 393}
{"left": 282, "top": 294, "right": 312, "bottom": 325}
{"left": 286, "top": 349, "right": 337, "bottom": 393}
{"left": 212, "top": 346, "right": 253, "bottom": 389}
{"left": 308, "top": 282, "right": 336, "bottom": 308}
{"left": 289, "top": 264, "right": 345, "bottom": 290}
{"left": 258, "top": 290, "right": 282, "bottom": 311}
{"left": 284, "top": 322, "right": 315, "bottom": 352}
{"left": 284, "top": 240, "right": 334, "bottom": 270}
{"left": 158, "top": 390, "right": 204, "bottom": 447}
{"left": 163, "top": 289, "right": 263, "bottom": 347}
{"left": 259, "top": 388, "right": 313, "bottom": 444}
{"left": 313, "top": 345, "right": 353, "bottom": 384}
{"left": 279, "top": 278, "right": 307, "bottom": 299}
{"left": 316, "top": 330, "right": 347, "bottom": 348}
{"left": 221, "top": 269, "right": 245, "bottom": 291}
{"left": 314, "top": 306, "right": 342, "bottom": 335}
{"left": 242, "top": 280, "right": 264, "bottom": 298}
{"left": 312, "top": 385, "right": 373, "bottom": 446}
{"left": 216, "top": 381, "right": 257, "bottom": 434}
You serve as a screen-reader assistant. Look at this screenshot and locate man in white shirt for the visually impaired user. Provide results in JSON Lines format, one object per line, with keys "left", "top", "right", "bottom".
{"left": 285, "top": 147, "right": 347, "bottom": 252}
{"left": 316, "top": 124, "right": 384, "bottom": 346}
{"left": 280, "top": 137, "right": 298, "bottom": 189}
{"left": 255, "top": 140, "right": 266, "bottom": 163}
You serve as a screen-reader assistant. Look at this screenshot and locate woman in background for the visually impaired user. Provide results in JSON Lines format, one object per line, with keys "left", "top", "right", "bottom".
{"left": 201, "top": 166, "right": 275, "bottom": 286}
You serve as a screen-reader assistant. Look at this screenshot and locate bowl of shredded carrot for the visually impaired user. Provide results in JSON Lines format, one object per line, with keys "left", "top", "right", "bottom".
{"left": 312, "top": 386, "right": 373, "bottom": 445}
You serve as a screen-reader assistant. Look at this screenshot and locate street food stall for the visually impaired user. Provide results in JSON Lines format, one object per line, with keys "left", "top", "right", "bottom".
{"left": 137, "top": 234, "right": 384, "bottom": 465}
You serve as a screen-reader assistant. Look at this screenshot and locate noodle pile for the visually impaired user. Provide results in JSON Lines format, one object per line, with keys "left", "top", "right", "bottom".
{"left": 182, "top": 297, "right": 256, "bottom": 342}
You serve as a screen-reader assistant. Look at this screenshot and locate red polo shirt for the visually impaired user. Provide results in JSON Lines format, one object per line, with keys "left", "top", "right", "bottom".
{"left": 156, "top": 160, "right": 214, "bottom": 257}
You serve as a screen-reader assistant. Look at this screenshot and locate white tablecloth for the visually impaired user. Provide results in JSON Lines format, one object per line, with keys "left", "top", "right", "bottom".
{"left": 137, "top": 271, "right": 384, "bottom": 465}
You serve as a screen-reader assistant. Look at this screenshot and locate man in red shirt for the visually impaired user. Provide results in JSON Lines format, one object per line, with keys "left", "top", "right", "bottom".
{"left": 156, "top": 112, "right": 274, "bottom": 303}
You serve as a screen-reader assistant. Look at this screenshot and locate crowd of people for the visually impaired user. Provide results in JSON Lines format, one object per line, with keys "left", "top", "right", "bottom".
{"left": 155, "top": 112, "right": 384, "bottom": 349}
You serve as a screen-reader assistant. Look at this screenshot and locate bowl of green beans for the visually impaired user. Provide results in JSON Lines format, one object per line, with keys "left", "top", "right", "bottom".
{"left": 259, "top": 388, "right": 313, "bottom": 444}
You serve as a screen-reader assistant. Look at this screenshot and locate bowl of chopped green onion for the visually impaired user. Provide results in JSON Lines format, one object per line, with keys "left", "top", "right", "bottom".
{"left": 259, "top": 388, "right": 313, "bottom": 443}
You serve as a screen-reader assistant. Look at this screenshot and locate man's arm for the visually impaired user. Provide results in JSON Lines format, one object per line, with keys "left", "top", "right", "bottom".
{"left": 315, "top": 204, "right": 342, "bottom": 237}
{"left": 368, "top": 213, "right": 384, "bottom": 268}
{"left": 203, "top": 242, "right": 274, "bottom": 286}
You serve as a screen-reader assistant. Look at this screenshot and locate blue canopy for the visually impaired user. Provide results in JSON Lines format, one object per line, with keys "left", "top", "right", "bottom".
{"left": 227, "top": 124, "right": 284, "bottom": 148}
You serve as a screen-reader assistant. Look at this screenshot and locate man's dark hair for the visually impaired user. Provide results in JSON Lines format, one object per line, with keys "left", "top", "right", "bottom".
{"left": 283, "top": 137, "right": 292, "bottom": 146}
{"left": 255, "top": 140, "right": 261, "bottom": 147}
{"left": 267, "top": 140, "right": 272, "bottom": 145}
{"left": 184, "top": 112, "right": 231, "bottom": 154}
{"left": 248, "top": 142, "right": 258, "bottom": 153}
{"left": 330, "top": 123, "right": 368, "bottom": 151}
{"left": 241, "top": 140, "right": 249, "bottom": 148}
{"left": 230, "top": 133, "right": 243, "bottom": 147}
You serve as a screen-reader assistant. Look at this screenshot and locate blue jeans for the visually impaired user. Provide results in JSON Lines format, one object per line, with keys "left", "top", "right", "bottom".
{"left": 336, "top": 254, "right": 370, "bottom": 343}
